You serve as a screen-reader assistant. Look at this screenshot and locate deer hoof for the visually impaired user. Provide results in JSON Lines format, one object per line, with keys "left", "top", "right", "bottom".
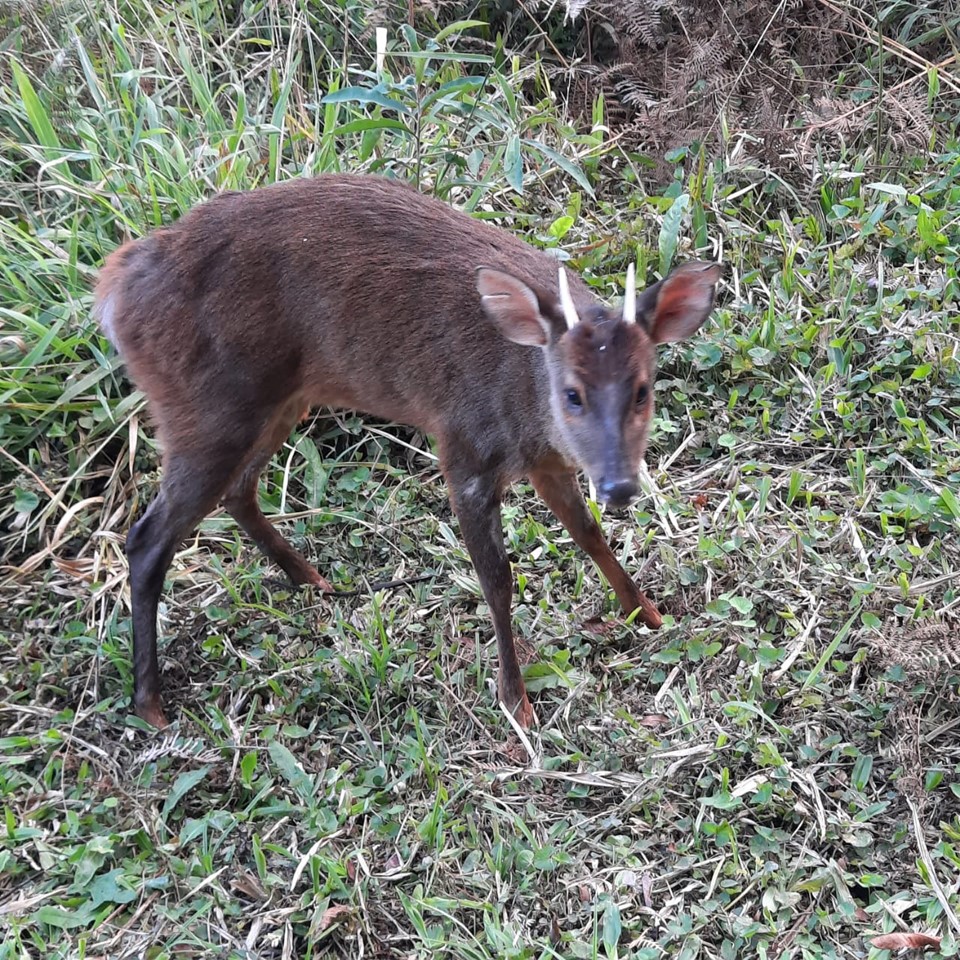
{"left": 305, "top": 570, "right": 335, "bottom": 592}
{"left": 634, "top": 590, "right": 664, "bottom": 630}
{"left": 135, "top": 695, "right": 169, "bottom": 730}
{"left": 506, "top": 692, "right": 537, "bottom": 730}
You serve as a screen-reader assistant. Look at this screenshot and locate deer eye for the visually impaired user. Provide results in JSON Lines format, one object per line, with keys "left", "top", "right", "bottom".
{"left": 565, "top": 388, "right": 583, "bottom": 411}
{"left": 635, "top": 384, "right": 650, "bottom": 406}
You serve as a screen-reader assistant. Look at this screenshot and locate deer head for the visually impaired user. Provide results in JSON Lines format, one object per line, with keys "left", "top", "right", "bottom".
{"left": 477, "top": 259, "right": 721, "bottom": 507}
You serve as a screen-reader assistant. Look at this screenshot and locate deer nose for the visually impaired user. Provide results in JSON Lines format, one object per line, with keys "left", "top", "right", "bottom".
{"left": 597, "top": 477, "right": 638, "bottom": 508}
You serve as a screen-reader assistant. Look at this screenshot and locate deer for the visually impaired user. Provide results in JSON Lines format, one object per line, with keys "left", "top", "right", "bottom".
{"left": 94, "top": 172, "right": 721, "bottom": 731}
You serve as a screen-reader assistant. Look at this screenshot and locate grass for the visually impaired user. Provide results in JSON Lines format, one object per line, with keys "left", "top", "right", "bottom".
{"left": 2, "top": 1, "right": 960, "bottom": 958}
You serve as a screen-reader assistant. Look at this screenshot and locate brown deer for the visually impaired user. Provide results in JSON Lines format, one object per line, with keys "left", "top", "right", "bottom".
{"left": 94, "top": 173, "right": 720, "bottom": 730}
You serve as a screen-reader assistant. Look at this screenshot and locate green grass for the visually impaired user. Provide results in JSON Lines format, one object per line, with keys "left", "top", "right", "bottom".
{"left": 3, "top": 2, "right": 960, "bottom": 958}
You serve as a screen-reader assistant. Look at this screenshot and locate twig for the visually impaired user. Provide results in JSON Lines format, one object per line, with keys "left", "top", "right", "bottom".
{"left": 908, "top": 797, "right": 960, "bottom": 937}
{"left": 499, "top": 700, "right": 542, "bottom": 766}
{"left": 327, "top": 573, "right": 436, "bottom": 598}
{"left": 814, "top": 0, "right": 960, "bottom": 95}
{"left": 771, "top": 600, "right": 823, "bottom": 681}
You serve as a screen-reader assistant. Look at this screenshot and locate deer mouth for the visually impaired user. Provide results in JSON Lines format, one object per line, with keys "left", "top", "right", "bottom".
{"left": 596, "top": 476, "right": 638, "bottom": 510}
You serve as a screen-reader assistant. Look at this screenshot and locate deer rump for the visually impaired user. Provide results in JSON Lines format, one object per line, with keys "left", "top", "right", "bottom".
{"left": 95, "top": 172, "right": 720, "bottom": 731}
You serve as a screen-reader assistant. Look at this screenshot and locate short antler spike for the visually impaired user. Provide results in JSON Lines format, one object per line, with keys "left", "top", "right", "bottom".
{"left": 558, "top": 266, "right": 580, "bottom": 330}
{"left": 623, "top": 262, "right": 637, "bottom": 324}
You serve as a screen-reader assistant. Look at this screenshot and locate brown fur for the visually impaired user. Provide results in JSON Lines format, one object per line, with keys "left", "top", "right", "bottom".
{"left": 95, "top": 172, "right": 720, "bottom": 730}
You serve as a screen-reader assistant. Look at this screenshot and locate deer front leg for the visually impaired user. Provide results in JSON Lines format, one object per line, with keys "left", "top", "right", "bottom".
{"left": 445, "top": 469, "right": 535, "bottom": 729}
{"left": 530, "top": 466, "right": 662, "bottom": 629}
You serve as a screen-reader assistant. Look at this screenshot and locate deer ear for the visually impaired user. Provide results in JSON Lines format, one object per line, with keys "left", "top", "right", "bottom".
{"left": 637, "top": 261, "right": 721, "bottom": 344}
{"left": 476, "top": 267, "right": 553, "bottom": 347}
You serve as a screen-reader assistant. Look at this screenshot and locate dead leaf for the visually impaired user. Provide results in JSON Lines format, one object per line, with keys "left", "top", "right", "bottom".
{"left": 691, "top": 493, "right": 710, "bottom": 510}
{"left": 578, "top": 885, "right": 591, "bottom": 902}
{"left": 54, "top": 557, "right": 97, "bottom": 582}
{"left": 0, "top": 335, "right": 28, "bottom": 354}
{"left": 515, "top": 635, "right": 536, "bottom": 663}
{"left": 641, "top": 871, "right": 654, "bottom": 908}
{"left": 640, "top": 714, "right": 669, "bottom": 729}
{"left": 320, "top": 904, "right": 353, "bottom": 930}
{"left": 381, "top": 851, "right": 402, "bottom": 873}
{"left": 549, "top": 916, "right": 562, "bottom": 947}
{"left": 231, "top": 870, "right": 266, "bottom": 901}
{"left": 731, "top": 773, "right": 769, "bottom": 798}
{"left": 564, "top": 0, "right": 591, "bottom": 21}
{"left": 870, "top": 933, "right": 941, "bottom": 950}
{"left": 581, "top": 617, "right": 616, "bottom": 636}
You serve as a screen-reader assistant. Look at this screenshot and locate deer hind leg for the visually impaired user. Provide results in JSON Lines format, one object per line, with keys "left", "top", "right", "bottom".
{"left": 221, "top": 395, "right": 333, "bottom": 591}
{"left": 529, "top": 467, "right": 662, "bottom": 629}
{"left": 126, "top": 437, "right": 257, "bottom": 728}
